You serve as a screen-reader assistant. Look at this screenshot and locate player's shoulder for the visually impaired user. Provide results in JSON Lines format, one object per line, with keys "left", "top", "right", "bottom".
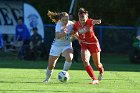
{"left": 56, "top": 21, "right": 62, "bottom": 28}
{"left": 56, "top": 21, "right": 62, "bottom": 26}
{"left": 86, "top": 18, "right": 93, "bottom": 25}
{"left": 68, "top": 20, "right": 74, "bottom": 25}
{"left": 87, "top": 18, "right": 93, "bottom": 22}
{"left": 73, "top": 20, "right": 79, "bottom": 25}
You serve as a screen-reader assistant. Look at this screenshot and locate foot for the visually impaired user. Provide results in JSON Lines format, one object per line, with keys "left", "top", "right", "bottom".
{"left": 89, "top": 80, "right": 99, "bottom": 84}
{"left": 98, "top": 73, "right": 103, "bottom": 81}
{"left": 43, "top": 79, "right": 50, "bottom": 83}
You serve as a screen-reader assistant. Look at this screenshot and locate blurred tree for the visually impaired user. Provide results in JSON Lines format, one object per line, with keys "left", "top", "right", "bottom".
{"left": 27, "top": 0, "right": 71, "bottom": 24}
{"left": 27, "top": 0, "right": 140, "bottom": 26}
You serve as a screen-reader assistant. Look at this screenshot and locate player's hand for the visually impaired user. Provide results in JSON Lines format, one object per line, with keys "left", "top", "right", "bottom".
{"left": 93, "top": 19, "right": 101, "bottom": 25}
{"left": 97, "top": 19, "right": 101, "bottom": 24}
{"left": 61, "top": 26, "right": 67, "bottom": 33}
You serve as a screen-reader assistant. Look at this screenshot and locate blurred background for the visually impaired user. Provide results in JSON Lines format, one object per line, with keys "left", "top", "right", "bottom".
{"left": 27, "top": 0, "right": 140, "bottom": 54}
{"left": 27, "top": 0, "right": 140, "bottom": 26}
{"left": 1, "top": 0, "right": 140, "bottom": 63}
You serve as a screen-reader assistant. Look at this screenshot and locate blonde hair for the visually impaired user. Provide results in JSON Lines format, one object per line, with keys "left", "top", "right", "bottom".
{"left": 47, "top": 10, "right": 60, "bottom": 23}
{"left": 59, "top": 12, "right": 69, "bottom": 19}
{"left": 47, "top": 11, "right": 69, "bottom": 23}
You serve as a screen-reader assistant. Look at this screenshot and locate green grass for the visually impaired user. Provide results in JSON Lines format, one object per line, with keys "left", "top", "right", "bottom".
{"left": 0, "top": 54, "right": 140, "bottom": 93}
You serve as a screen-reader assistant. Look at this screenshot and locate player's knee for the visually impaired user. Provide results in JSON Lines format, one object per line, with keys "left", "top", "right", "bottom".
{"left": 48, "top": 64, "right": 55, "bottom": 70}
{"left": 81, "top": 57, "right": 89, "bottom": 63}
{"left": 82, "top": 61, "right": 89, "bottom": 67}
{"left": 65, "top": 55, "right": 73, "bottom": 62}
{"left": 95, "top": 63, "right": 102, "bottom": 68}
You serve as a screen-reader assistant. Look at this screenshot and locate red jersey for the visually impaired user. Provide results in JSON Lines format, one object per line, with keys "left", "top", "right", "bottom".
{"left": 73, "top": 18, "right": 99, "bottom": 44}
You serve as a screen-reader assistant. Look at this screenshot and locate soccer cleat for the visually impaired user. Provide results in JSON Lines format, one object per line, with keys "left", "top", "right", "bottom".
{"left": 89, "top": 80, "right": 99, "bottom": 84}
{"left": 43, "top": 79, "right": 50, "bottom": 83}
{"left": 98, "top": 73, "right": 103, "bottom": 81}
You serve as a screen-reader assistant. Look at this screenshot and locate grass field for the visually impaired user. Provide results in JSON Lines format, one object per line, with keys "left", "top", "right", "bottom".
{"left": 0, "top": 53, "right": 140, "bottom": 93}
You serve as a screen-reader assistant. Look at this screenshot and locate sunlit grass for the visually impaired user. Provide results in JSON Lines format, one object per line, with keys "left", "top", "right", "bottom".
{"left": 0, "top": 54, "right": 140, "bottom": 93}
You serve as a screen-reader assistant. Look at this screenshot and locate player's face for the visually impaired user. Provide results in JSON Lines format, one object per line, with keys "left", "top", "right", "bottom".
{"left": 78, "top": 12, "right": 88, "bottom": 24}
{"left": 61, "top": 16, "right": 69, "bottom": 26}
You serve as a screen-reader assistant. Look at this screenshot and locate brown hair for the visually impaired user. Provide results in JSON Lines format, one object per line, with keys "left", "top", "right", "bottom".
{"left": 47, "top": 11, "right": 68, "bottom": 23}
{"left": 78, "top": 8, "right": 88, "bottom": 15}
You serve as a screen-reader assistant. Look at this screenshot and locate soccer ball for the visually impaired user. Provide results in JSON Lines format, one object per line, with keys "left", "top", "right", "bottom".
{"left": 58, "top": 71, "right": 70, "bottom": 82}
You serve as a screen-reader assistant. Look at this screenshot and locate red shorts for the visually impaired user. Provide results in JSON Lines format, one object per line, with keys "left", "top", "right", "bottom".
{"left": 80, "top": 42, "right": 101, "bottom": 53}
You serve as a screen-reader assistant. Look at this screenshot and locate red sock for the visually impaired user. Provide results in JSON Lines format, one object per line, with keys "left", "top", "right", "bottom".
{"left": 98, "top": 66, "right": 104, "bottom": 74}
{"left": 85, "top": 65, "right": 96, "bottom": 80}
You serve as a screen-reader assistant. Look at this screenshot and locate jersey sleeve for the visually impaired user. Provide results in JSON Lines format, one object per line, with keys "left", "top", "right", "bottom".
{"left": 70, "top": 21, "right": 74, "bottom": 25}
{"left": 55, "top": 22, "right": 61, "bottom": 32}
{"left": 73, "top": 22, "right": 78, "bottom": 34}
{"left": 69, "top": 21, "right": 74, "bottom": 31}
{"left": 87, "top": 18, "right": 93, "bottom": 25}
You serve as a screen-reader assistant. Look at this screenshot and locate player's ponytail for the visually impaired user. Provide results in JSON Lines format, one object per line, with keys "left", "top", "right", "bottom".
{"left": 47, "top": 10, "right": 60, "bottom": 23}
{"left": 47, "top": 11, "right": 69, "bottom": 23}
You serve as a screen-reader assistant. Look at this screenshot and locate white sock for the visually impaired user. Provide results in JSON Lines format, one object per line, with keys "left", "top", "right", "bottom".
{"left": 63, "top": 61, "right": 72, "bottom": 71}
{"left": 46, "top": 67, "right": 53, "bottom": 81}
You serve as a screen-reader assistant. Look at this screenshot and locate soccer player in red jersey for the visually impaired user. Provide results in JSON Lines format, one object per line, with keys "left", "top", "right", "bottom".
{"left": 72, "top": 8, "right": 104, "bottom": 84}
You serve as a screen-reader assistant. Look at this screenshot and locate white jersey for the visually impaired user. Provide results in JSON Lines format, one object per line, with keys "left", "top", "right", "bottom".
{"left": 52, "top": 20, "right": 74, "bottom": 46}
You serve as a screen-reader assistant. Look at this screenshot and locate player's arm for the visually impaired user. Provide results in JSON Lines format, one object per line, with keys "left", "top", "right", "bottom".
{"left": 71, "top": 23, "right": 80, "bottom": 39}
{"left": 92, "top": 19, "right": 101, "bottom": 25}
{"left": 55, "top": 26, "right": 67, "bottom": 39}
{"left": 72, "top": 32, "right": 79, "bottom": 39}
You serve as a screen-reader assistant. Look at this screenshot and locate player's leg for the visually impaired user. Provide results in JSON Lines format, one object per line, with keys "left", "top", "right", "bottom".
{"left": 81, "top": 49, "right": 98, "bottom": 84}
{"left": 62, "top": 45, "right": 73, "bottom": 71}
{"left": 89, "top": 43, "right": 104, "bottom": 81}
{"left": 91, "top": 52, "right": 104, "bottom": 81}
{"left": 44, "top": 55, "right": 59, "bottom": 82}
{"left": 44, "top": 45, "right": 62, "bottom": 82}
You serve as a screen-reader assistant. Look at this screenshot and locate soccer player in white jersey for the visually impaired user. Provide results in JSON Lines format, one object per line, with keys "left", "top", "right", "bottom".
{"left": 43, "top": 11, "right": 74, "bottom": 82}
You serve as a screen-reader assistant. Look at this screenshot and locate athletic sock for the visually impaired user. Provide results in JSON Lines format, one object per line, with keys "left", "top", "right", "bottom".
{"left": 85, "top": 65, "right": 96, "bottom": 80}
{"left": 98, "top": 66, "right": 104, "bottom": 74}
{"left": 63, "top": 61, "right": 72, "bottom": 71}
{"left": 46, "top": 67, "right": 53, "bottom": 81}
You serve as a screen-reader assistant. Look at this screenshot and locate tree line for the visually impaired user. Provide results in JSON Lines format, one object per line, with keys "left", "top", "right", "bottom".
{"left": 27, "top": 0, "right": 140, "bottom": 26}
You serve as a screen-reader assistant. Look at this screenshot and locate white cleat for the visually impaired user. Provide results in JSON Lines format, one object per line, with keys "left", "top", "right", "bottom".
{"left": 98, "top": 73, "right": 103, "bottom": 81}
{"left": 89, "top": 80, "right": 99, "bottom": 84}
{"left": 43, "top": 79, "right": 50, "bottom": 83}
